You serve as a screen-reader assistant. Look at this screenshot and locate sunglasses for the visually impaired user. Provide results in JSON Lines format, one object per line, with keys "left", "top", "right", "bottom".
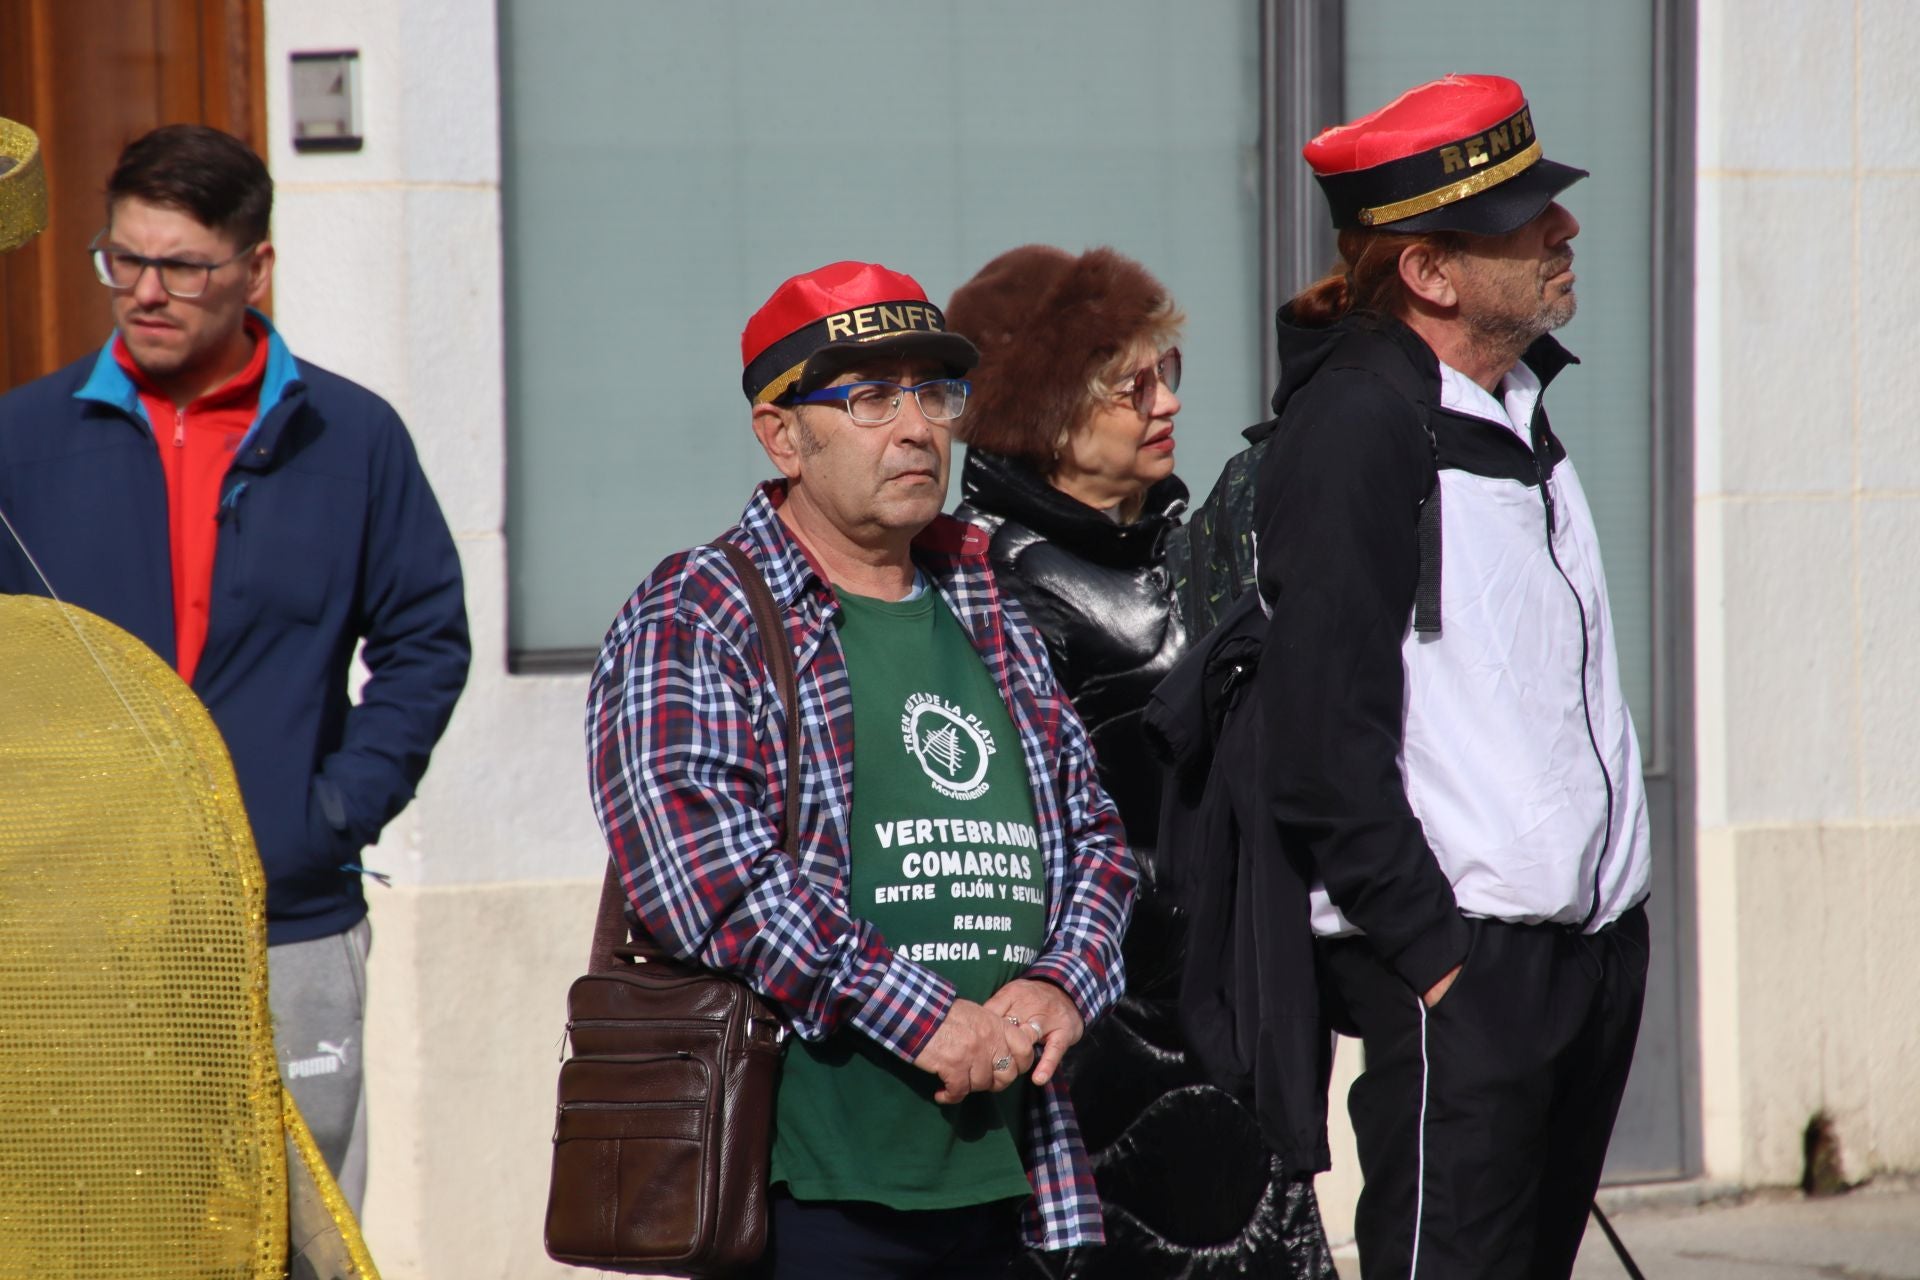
{"left": 1116, "top": 347, "right": 1182, "bottom": 419}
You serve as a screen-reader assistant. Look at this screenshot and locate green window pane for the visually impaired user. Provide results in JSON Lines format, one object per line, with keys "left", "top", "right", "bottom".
{"left": 502, "top": 1, "right": 1262, "bottom": 656}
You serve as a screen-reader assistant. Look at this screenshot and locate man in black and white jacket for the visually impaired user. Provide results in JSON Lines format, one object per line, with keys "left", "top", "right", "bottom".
{"left": 1255, "top": 74, "right": 1652, "bottom": 1280}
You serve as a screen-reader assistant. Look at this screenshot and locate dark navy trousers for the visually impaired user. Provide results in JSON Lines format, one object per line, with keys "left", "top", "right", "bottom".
{"left": 750, "top": 1189, "right": 1021, "bottom": 1279}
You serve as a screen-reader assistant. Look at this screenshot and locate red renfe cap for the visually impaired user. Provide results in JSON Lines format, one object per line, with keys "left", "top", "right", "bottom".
{"left": 1304, "top": 74, "right": 1586, "bottom": 235}
{"left": 740, "top": 261, "right": 979, "bottom": 406}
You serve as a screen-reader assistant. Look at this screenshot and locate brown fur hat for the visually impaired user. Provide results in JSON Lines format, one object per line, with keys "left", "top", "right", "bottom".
{"left": 945, "top": 245, "right": 1174, "bottom": 467}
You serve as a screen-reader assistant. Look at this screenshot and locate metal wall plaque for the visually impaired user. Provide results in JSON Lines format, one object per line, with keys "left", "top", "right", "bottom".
{"left": 291, "top": 51, "right": 363, "bottom": 152}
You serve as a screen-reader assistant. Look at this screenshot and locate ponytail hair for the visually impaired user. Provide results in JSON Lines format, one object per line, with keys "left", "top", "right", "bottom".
{"left": 1289, "top": 227, "right": 1467, "bottom": 327}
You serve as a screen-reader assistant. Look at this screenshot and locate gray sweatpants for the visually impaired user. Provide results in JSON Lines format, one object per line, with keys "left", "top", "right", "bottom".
{"left": 268, "top": 917, "right": 371, "bottom": 1213}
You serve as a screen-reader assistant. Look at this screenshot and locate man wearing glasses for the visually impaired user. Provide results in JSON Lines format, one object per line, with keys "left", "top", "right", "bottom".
{"left": 587, "top": 261, "right": 1136, "bottom": 1277}
{"left": 0, "top": 124, "right": 470, "bottom": 1213}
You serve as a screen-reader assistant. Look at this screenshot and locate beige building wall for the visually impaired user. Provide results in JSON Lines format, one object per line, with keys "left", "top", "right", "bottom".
{"left": 1694, "top": 0, "right": 1920, "bottom": 1189}
{"left": 257, "top": 0, "right": 1920, "bottom": 1275}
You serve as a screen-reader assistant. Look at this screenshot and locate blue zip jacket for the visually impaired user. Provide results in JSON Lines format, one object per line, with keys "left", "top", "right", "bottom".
{"left": 0, "top": 316, "right": 470, "bottom": 943}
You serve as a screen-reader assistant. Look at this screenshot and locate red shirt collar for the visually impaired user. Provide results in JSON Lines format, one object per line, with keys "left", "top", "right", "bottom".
{"left": 113, "top": 314, "right": 271, "bottom": 410}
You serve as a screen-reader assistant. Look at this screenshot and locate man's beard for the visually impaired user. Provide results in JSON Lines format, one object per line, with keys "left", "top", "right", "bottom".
{"left": 1465, "top": 281, "right": 1576, "bottom": 355}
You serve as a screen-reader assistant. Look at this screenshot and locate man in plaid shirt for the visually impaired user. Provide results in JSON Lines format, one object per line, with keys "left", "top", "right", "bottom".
{"left": 587, "top": 261, "right": 1137, "bottom": 1278}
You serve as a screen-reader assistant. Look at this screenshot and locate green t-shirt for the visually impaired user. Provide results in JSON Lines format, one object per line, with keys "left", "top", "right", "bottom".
{"left": 769, "top": 583, "right": 1048, "bottom": 1210}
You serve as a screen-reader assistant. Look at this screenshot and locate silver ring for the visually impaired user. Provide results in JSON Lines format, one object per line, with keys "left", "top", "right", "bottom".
{"left": 992, "top": 1055, "right": 1014, "bottom": 1073}
{"left": 1004, "top": 1014, "right": 1022, "bottom": 1026}
{"left": 1027, "top": 1018, "right": 1043, "bottom": 1035}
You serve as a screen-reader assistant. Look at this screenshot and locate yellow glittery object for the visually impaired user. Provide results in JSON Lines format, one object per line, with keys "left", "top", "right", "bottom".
{"left": 0, "top": 117, "right": 48, "bottom": 252}
{"left": 0, "top": 595, "right": 376, "bottom": 1278}
{"left": 285, "top": 1083, "right": 381, "bottom": 1278}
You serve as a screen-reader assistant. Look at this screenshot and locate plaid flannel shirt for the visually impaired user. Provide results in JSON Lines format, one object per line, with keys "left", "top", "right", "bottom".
{"left": 586, "top": 482, "right": 1137, "bottom": 1249}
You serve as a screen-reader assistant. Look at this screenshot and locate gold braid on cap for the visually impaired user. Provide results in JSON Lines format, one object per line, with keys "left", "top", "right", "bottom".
{"left": 0, "top": 117, "right": 48, "bottom": 253}
{"left": 1358, "top": 141, "right": 1542, "bottom": 227}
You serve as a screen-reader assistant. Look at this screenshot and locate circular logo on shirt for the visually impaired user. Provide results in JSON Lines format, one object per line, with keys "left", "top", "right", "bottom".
{"left": 901, "top": 692, "right": 996, "bottom": 801}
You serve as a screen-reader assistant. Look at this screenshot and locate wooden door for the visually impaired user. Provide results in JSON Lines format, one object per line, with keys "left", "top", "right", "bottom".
{"left": 0, "top": 0, "right": 265, "bottom": 387}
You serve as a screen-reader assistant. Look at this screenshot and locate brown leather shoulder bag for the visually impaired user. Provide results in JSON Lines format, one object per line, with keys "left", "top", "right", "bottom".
{"left": 545, "top": 540, "right": 799, "bottom": 1275}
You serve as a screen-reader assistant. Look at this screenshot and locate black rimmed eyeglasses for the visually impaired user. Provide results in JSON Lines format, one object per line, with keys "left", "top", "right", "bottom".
{"left": 89, "top": 230, "right": 258, "bottom": 300}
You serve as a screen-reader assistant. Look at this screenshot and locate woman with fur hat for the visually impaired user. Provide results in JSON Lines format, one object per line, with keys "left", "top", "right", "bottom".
{"left": 947, "top": 246, "right": 1334, "bottom": 1280}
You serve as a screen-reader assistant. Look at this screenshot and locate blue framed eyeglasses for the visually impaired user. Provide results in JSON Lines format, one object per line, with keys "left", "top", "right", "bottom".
{"left": 790, "top": 378, "right": 970, "bottom": 426}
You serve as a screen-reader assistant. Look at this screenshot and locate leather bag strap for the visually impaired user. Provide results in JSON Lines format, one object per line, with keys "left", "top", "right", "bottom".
{"left": 587, "top": 539, "right": 803, "bottom": 972}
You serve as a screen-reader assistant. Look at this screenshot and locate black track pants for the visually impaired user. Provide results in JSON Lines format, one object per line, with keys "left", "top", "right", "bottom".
{"left": 1319, "top": 905, "right": 1649, "bottom": 1280}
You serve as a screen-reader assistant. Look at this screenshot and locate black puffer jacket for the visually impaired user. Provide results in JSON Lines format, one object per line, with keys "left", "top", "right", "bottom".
{"left": 956, "top": 448, "right": 1334, "bottom": 1280}
{"left": 956, "top": 449, "right": 1188, "bottom": 853}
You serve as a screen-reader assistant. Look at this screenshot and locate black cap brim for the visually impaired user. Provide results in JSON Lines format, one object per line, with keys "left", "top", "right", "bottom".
{"left": 796, "top": 331, "right": 980, "bottom": 397}
{"left": 1383, "top": 157, "right": 1587, "bottom": 236}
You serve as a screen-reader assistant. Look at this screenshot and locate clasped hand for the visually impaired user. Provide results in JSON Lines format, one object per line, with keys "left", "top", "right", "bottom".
{"left": 911, "top": 978, "right": 1085, "bottom": 1104}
